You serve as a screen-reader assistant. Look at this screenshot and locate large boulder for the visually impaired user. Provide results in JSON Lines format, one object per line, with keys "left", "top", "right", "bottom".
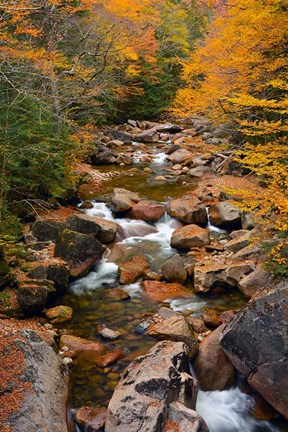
{"left": 167, "top": 148, "right": 193, "bottom": 164}
{"left": 220, "top": 281, "right": 288, "bottom": 419}
{"left": 110, "top": 188, "right": 141, "bottom": 213}
{"left": 194, "top": 262, "right": 255, "bottom": 293}
{"left": 166, "top": 197, "right": 207, "bottom": 225}
{"left": 66, "top": 214, "right": 100, "bottom": 237}
{"left": 208, "top": 201, "right": 242, "bottom": 229}
{"left": 161, "top": 254, "right": 187, "bottom": 284}
{"left": 32, "top": 219, "right": 65, "bottom": 242}
{"left": 17, "top": 279, "right": 56, "bottom": 313}
{"left": 134, "top": 127, "right": 160, "bottom": 143}
{"left": 0, "top": 325, "right": 69, "bottom": 432}
{"left": 28, "top": 263, "right": 69, "bottom": 292}
{"left": 127, "top": 200, "right": 165, "bottom": 222}
{"left": 237, "top": 267, "right": 271, "bottom": 298}
{"left": 118, "top": 255, "right": 149, "bottom": 284}
{"left": 90, "top": 146, "right": 119, "bottom": 165}
{"left": 192, "top": 325, "right": 236, "bottom": 391}
{"left": 146, "top": 315, "right": 199, "bottom": 358}
{"left": 105, "top": 341, "right": 208, "bottom": 432}
{"left": 171, "top": 225, "right": 209, "bottom": 249}
{"left": 67, "top": 214, "right": 118, "bottom": 243}
{"left": 54, "top": 229, "right": 103, "bottom": 277}
{"left": 141, "top": 280, "right": 193, "bottom": 302}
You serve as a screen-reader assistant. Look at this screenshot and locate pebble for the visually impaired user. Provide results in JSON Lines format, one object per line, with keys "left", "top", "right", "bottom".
{"left": 62, "top": 357, "right": 73, "bottom": 367}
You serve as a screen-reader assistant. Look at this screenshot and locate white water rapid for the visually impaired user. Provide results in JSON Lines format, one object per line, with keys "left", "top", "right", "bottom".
{"left": 197, "top": 388, "right": 279, "bottom": 432}
{"left": 71, "top": 200, "right": 282, "bottom": 432}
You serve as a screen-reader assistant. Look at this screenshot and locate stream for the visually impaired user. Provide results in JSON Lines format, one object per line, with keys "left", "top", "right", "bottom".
{"left": 61, "top": 143, "right": 285, "bottom": 432}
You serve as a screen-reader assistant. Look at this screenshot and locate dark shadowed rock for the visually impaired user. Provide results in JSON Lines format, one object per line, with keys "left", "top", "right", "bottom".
{"left": 166, "top": 197, "right": 207, "bottom": 225}
{"left": 17, "top": 279, "right": 56, "bottom": 313}
{"left": 161, "top": 254, "right": 187, "bottom": 284}
{"left": 32, "top": 219, "right": 65, "bottom": 242}
{"left": 66, "top": 214, "right": 100, "bottom": 237}
{"left": 105, "top": 341, "right": 208, "bottom": 432}
{"left": 28, "top": 263, "right": 69, "bottom": 292}
{"left": 67, "top": 214, "right": 118, "bottom": 243}
{"left": 220, "top": 281, "right": 288, "bottom": 419}
{"left": 54, "top": 229, "right": 103, "bottom": 277}
{"left": 90, "top": 146, "right": 119, "bottom": 165}
{"left": 193, "top": 325, "right": 236, "bottom": 391}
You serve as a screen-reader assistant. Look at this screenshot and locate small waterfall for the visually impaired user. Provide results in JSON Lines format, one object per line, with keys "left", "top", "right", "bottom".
{"left": 196, "top": 388, "right": 280, "bottom": 432}
{"left": 206, "top": 206, "right": 227, "bottom": 234}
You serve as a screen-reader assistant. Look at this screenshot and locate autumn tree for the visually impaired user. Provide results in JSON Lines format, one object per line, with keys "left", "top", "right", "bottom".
{"left": 172, "top": 0, "right": 288, "bottom": 274}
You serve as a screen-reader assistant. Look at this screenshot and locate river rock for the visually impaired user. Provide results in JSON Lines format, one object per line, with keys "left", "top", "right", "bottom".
{"left": 161, "top": 254, "right": 187, "bottom": 284}
{"left": 237, "top": 267, "right": 271, "bottom": 298}
{"left": 164, "top": 401, "right": 209, "bottom": 432}
{"left": 118, "top": 255, "right": 149, "bottom": 284}
{"left": 59, "top": 335, "right": 105, "bottom": 353}
{"left": 105, "top": 341, "right": 207, "bottom": 432}
{"left": 17, "top": 279, "right": 56, "bottom": 313}
{"left": 134, "top": 128, "right": 160, "bottom": 143}
{"left": 208, "top": 201, "right": 242, "bottom": 229}
{"left": 90, "top": 146, "right": 118, "bottom": 165}
{"left": 194, "top": 262, "right": 255, "bottom": 293}
{"left": 166, "top": 197, "right": 207, "bottom": 225}
{"left": 75, "top": 406, "right": 106, "bottom": 432}
{"left": 241, "top": 211, "right": 257, "bottom": 230}
{"left": 54, "top": 229, "right": 103, "bottom": 277}
{"left": 0, "top": 326, "right": 69, "bottom": 432}
{"left": 105, "top": 287, "right": 131, "bottom": 301}
{"left": 193, "top": 325, "right": 236, "bottom": 391}
{"left": 45, "top": 305, "right": 73, "bottom": 324}
{"left": 189, "top": 166, "right": 211, "bottom": 178}
{"left": 141, "top": 280, "right": 193, "bottom": 302}
{"left": 146, "top": 315, "right": 198, "bottom": 358}
{"left": 127, "top": 200, "right": 165, "bottom": 222}
{"left": 98, "top": 326, "right": 121, "bottom": 340}
{"left": 171, "top": 225, "right": 209, "bottom": 249}
{"left": 224, "top": 232, "right": 251, "bottom": 253}
{"left": 220, "top": 281, "right": 288, "bottom": 420}
{"left": 79, "top": 200, "right": 94, "bottom": 209}
{"left": 97, "top": 349, "right": 124, "bottom": 368}
{"left": 110, "top": 188, "right": 141, "bottom": 213}
{"left": 28, "top": 263, "right": 69, "bottom": 292}
{"left": 67, "top": 215, "right": 118, "bottom": 243}
{"left": 202, "top": 308, "right": 222, "bottom": 327}
{"left": 66, "top": 214, "right": 100, "bottom": 237}
{"left": 32, "top": 219, "right": 65, "bottom": 242}
{"left": 167, "top": 148, "right": 193, "bottom": 164}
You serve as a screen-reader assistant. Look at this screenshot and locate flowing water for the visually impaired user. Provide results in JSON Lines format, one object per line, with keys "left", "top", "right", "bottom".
{"left": 62, "top": 144, "right": 285, "bottom": 432}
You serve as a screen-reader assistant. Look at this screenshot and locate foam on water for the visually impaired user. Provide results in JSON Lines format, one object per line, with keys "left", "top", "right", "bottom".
{"left": 152, "top": 152, "right": 167, "bottom": 164}
{"left": 197, "top": 387, "right": 279, "bottom": 432}
{"left": 70, "top": 259, "right": 118, "bottom": 295}
{"left": 86, "top": 201, "right": 116, "bottom": 221}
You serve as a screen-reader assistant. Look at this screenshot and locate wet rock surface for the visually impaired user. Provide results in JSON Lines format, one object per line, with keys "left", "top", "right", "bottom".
{"left": 220, "top": 280, "right": 288, "bottom": 419}
{"left": 105, "top": 341, "right": 208, "bottom": 432}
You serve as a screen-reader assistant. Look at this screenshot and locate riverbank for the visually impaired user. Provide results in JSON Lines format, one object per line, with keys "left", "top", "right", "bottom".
{"left": 0, "top": 117, "right": 287, "bottom": 432}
